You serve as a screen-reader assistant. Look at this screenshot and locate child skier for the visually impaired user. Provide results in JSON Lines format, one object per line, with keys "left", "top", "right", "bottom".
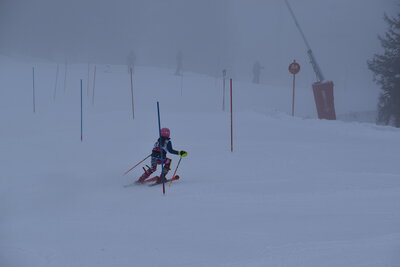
{"left": 137, "top": 128, "right": 187, "bottom": 184}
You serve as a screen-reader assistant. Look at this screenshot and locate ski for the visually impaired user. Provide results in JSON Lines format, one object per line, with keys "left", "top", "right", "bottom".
{"left": 124, "top": 176, "right": 180, "bottom": 188}
{"left": 149, "top": 176, "right": 180, "bottom": 187}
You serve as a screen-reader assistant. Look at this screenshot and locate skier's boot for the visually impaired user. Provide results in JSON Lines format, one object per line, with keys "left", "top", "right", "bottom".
{"left": 137, "top": 166, "right": 154, "bottom": 183}
{"left": 156, "top": 173, "right": 167, "bottom": 184}
{"left": 157, "top": 166, "right": 171, "bottom": 183}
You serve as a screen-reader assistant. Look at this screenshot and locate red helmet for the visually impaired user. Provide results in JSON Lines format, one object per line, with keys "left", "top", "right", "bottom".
{"left": 160, "top": 128, "right": 170, "bottom": 138}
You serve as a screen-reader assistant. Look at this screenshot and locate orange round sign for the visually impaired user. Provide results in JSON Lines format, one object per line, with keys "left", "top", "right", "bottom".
{"left": 288, "top": 61, "right": 300, "bottom": 75}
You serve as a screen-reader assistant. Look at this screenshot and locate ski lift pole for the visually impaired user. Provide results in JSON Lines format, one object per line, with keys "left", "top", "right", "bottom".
{"left": 284, "top": 0, "right": 324, "bottom": 82}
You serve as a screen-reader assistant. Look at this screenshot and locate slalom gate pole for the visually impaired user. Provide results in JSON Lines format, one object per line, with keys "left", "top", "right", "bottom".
{"left": 222, "top": 77, "right": 226, "bottom": 111}
{"left": 130, "top": 68, "right": 135, "bottom": 119}
{"left": 222, "top": 70, "right": 226, "bottom": 111}
{"left": 64, "top": 61, "right": 68, "bottom": 92}
{"left": 123, "top": 154, "right": 152, "bottom": 175}
{"left": 32, "top": 67, "right": 36, "bottom": 113}
{"left": 169, "top": 156, "right": 182, "bottom": 186}
{"left": 157, "top": 101, "right": 166, "bottom": 195}
{"left": 92, "top": 65, "right": 96, "bottom": 105}
{"left": 80, "top": 79, "right": 83, "bottom": 141}
{"left": 87, "top": 62, "right": 90, "bottom": 96}
{"left": 180, "top": 74, "right": 183, "bottom": 96}
{"left": 53, "top": 64, "right": 59, "bottom": 101}
{"left": 230, "top": 78, "right": 233, "bottom": 152}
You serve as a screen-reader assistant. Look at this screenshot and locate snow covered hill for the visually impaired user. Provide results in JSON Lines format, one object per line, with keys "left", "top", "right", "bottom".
{"left": 1, "top": 58, "right": 400, "bottom": 267}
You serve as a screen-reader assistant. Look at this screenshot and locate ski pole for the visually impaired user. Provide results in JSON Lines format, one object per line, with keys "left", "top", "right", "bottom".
{"left": 124, "top": 154, "right": 151, "bottom": 175}
{"left": 169, "top": 156, "right": 183, "bottom": 186}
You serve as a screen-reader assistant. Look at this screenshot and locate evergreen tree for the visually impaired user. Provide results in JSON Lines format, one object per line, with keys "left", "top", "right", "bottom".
{"left": 368, "top": 13, "right": 400, "bottom": 127}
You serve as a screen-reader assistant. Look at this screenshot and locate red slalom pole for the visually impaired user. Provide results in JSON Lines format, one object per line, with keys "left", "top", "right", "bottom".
{"left": 32, "top": 67, "right": 36, "bottom": 113}
{"left": 80, "top": 79, "right": 83, "bottom": 141}
{"left": 124, "top": 154, "right": 151, "bottom": 175}
{"left": 230, "top": 78, "right": 233, "bottom": 152}
{"left": 222, "top": 69, "right": 226, "bottom": 111}
{"left": 169, "top": 156, "right": 183, "bottom": 186}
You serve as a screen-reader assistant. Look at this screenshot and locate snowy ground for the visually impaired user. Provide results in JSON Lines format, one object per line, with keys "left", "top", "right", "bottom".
{"left": 1, "top": 57, "right": 400, "bottom": 266}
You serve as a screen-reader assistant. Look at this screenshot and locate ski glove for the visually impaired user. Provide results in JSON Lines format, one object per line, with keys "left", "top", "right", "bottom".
{"left": 179, "top": 151, "right": 188, "bottom": 157}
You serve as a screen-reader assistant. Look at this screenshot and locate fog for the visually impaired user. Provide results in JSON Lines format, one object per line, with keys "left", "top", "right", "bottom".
{"left": 0, "top": 0, "right": 398, "bottom": 108}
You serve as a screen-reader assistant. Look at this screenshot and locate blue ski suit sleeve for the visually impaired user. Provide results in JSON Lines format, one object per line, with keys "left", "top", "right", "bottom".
{"left": 166, "top": 140, "right": 179, "bottom": 155}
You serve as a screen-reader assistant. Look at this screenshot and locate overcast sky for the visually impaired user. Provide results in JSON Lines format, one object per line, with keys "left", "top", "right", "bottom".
{"left": 0, "top": 0, "right": 399, "bottom": 107}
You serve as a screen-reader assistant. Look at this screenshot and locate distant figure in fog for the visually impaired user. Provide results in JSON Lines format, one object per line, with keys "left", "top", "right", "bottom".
{"left": 127, "top": 50, "right": 136, "bottom": 73}
{"left": 175, "top": 50, "right": 183, "bottom": 76}
{"left": 252, "top": 61, "right": 264, "bottom": 84}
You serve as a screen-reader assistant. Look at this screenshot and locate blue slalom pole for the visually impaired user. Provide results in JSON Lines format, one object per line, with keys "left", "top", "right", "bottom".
{"left": 157, "top": 102, "right": 166, "bottom": 194}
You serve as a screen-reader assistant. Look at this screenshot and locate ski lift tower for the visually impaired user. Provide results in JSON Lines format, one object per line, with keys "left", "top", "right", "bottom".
{"left": 284, "top": 0, "right": 336, "bottom": 120}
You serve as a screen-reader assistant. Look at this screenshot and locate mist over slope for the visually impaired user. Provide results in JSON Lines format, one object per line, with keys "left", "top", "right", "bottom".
{"left": 1, "top": 0, "right": 398, "bottom": 115}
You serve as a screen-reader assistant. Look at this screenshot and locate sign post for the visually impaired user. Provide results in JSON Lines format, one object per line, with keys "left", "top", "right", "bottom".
{"left": 288, "top": 60, "right": 301, "bottom": 116}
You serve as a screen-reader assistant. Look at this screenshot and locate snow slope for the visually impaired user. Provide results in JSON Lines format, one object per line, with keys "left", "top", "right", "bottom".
{"left": 1, "top": 57, "right": 400, "bottom": 266}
